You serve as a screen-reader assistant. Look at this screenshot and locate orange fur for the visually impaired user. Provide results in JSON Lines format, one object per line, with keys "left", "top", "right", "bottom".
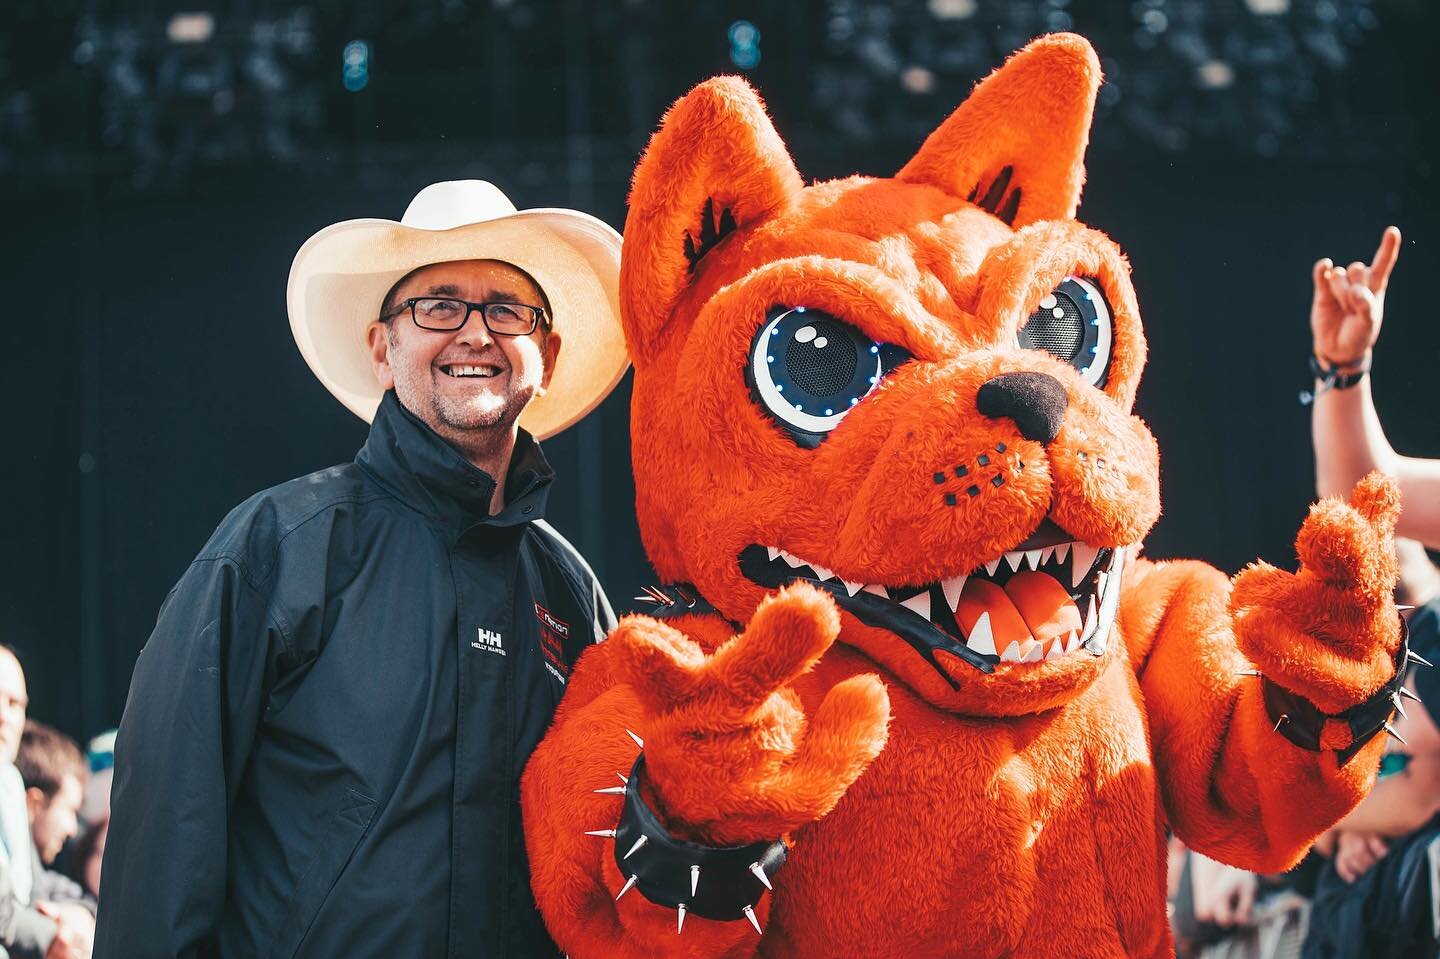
{"left": 522, "top": 33, "right": 1401, "bottom": 958}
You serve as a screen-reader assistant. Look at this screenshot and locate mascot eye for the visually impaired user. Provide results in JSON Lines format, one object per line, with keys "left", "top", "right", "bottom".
{"left": 747, "top": 306, "right": 910, "bottom": 448}
{"left": 1017, "top": 276, "right": 1112, "bottom": 388}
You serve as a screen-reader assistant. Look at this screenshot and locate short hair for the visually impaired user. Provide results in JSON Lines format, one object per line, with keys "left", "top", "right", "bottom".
{"left": 16, "top": 721, "right": 85, "bottom": 797}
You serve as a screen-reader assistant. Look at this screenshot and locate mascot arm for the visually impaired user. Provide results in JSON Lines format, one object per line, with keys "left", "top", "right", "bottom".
{"left": 1125, "top": 474, "right": 1403, "bottom": 873}
{"left": 522, "top": 584, "right": 889, "bottom": 958}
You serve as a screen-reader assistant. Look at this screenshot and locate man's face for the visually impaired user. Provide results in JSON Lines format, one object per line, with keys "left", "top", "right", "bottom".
{"left": 0, "top": 653, "right": 28, "bottom": 766}
{"left": 366, "top": 260, "right": 561, "bottom": 444}
{"left": 25, "top": 774, "right": 82, "bottom": 865}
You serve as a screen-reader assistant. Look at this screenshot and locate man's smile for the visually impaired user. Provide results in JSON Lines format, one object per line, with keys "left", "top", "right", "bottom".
{"left": 438, "top": 361, "right": 505, "bottom": 379}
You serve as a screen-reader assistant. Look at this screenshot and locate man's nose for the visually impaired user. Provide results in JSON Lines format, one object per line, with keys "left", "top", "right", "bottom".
{"left": 453, "top": 310, "right": 496, "bottom": 346}
{"left": 976, "top": 371, "right": 1068, "bottom": 444}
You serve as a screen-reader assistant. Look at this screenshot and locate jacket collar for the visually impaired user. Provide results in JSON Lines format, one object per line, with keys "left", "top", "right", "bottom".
{"left": 355, "top": 390, "right": 553, "bottom": 534}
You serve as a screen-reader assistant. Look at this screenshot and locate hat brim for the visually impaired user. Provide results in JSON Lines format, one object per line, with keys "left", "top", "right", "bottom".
{"left": 286, "top": 209, "right": 627, "bottom": 440}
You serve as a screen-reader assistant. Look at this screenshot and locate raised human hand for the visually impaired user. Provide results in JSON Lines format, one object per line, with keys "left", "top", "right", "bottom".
{"left": 1333, "top": 831, "right": 1388, "bottom": 883}
{"left": 608, "top": 582, "right": 889, "bottom": 846}
{"left": 1230, "top": 472, "right": 1402, "bottom": 715}
{"left": 1311, "top": 226, "right": 1401, "bottom": 368}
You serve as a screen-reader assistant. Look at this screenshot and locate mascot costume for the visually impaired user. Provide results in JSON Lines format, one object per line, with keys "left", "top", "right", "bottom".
{"left": 522, "top": 34, "right": 1414, "bottom": 958}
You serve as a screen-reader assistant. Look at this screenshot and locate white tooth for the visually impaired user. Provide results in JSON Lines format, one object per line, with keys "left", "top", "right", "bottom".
{"left": 841, "top": 579, "right": 864, "bottom": 597}
{"left": 1064, "top": 629, "right": 1080, "bottom": 654}
{"left": 809, "top": 564, "right": 835, "bottom": 582}
{"left": 1039, "top": 546, "right": 1055, "bottom": 566}
{"left": 965, "top": 612, "right": 997, "bottom": 656}
{"left": 1070, "top": 543, "right": 1101, "bottom": 588}
{"left": 899, "top": 592, "right": 931, "bottom": 620}
{"left": 1097, "top": 570, "right": 1109, "bottom": 600}
{"left": 1000, "top": 641, "right": 1023, "bottom": 662}
{"left": 1005, "top": 551, "right": 1024, "bottom": 573}
{"left": 862, "top": 584, "right": 888, "bottom": 598}
{"left": 1045, "top": 638, "right": 1065, "bottom": 660}
{"left": 766, "top": 547, "right": 781, "bottom": 562}
{"left": 985, "top": 559, "right": 1002, "bottom": 576}
{"left": 1081, "top": 595, "right": 1099, "bottom": 641}
{"left": 1021, "top": 640, "right": 1045, "bottom": 663}
{"left": 941, "top": 575, "right": 967, "bottom": 612}
{"left": 781, "top": 552, "right": 804, "bottom": 569}
{"left": 1024, "top": 549, "right": 1043, "bottom": 571}
{"left": 1053, "top": 543, "right": 1071, "bottom": 564}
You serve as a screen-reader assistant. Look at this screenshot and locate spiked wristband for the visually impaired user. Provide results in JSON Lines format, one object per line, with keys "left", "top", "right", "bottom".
{"left": 1260, "top": 611, "right": 1419, "bottom": 765}
{"left": 610, "top": 754, "right": 788, "bottom": 927}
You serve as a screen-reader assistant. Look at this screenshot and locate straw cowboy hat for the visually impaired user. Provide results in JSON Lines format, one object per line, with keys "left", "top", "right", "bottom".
{"left": 287, "top": 180, "right": 626, "bottom": 440}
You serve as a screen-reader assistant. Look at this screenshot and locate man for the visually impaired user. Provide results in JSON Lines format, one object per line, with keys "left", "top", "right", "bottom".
{"left": 0, "top": 651, "right": 91, "bottom": 959}
{"left": 15, "top": 723, "right": 85, "bottom": 869}
{"left": 95, "top": 181, "right": 627, "bottom": 958}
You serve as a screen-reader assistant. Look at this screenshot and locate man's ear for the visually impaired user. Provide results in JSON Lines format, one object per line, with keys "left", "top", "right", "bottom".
{"left": 621, "top": 76, "right": 803, "bottom": 367}
{"left": 897, "top": 33, "right": 1101, "bottom": 227}
{"left": 366, "top": 321, "right": 396, "bottom": 390}
{"left": 538, "top": 331, "right": 562, "bottom": 394}
{"left": 23, "top": 786, "right": 44, "bottom": 818}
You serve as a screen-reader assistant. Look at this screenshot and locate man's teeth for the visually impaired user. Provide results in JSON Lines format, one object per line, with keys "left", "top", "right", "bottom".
{"left": 445, "top": 364, "right": 499, "bottom": 377}
{"left": 763, "top": 543, "right": 1127, "bottom": 664}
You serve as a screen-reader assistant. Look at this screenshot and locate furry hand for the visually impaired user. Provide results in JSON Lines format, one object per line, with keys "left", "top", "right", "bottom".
{"left": 1310, "top": 226, "right": 1400, "bottom": 368}
{"left": 1230, "top": 472, "right": 1402, "bottom": 714}
{"left": 608, "top": 582, "right": 890, "bottom": 846}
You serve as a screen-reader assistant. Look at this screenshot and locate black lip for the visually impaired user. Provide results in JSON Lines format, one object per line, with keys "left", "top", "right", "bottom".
{"left": 738, "top": 546, "right": 995, "bottom": 686}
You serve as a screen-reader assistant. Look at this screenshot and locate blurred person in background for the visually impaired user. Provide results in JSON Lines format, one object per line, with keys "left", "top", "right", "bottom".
{"left": 16, "top": 723, "right": 86, "bottom": 869}
{"left": 53, "top": 732, "right": 112, "bottom": 903}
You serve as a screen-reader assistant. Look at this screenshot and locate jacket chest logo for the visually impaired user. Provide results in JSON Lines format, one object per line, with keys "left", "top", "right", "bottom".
{"left": 472, "top": 627, "right": 506, "bottom": 656}
{"left": 535, "top": 604, "right": 572, "bottom": 683}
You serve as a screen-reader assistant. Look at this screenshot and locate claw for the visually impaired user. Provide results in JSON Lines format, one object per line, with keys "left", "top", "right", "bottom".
{"left": 615, "top": 874, "right": 638, "bottom": 901}
{"left": 626, "top": 729, "right": 645, "bottom": 749}
{"left": 743, "top": 904, "right": 763, "bottom": 935}
{"left": 584, "top": 829, "right": 617, "bottom": 838}
{"left": 748, "top": 862, "right": 773, "bottom": 890}
{"left": 1385, "top": 722, "right": 1408, "bottom": 746}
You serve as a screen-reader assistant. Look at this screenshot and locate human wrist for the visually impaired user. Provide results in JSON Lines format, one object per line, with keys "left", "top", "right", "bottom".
{"left": 1313, "top": 349, "right": 1372, "bottom": 376}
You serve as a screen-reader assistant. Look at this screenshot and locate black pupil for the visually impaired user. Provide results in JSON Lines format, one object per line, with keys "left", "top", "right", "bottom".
{"left": 783, "top": 318, "right": 858, "bottom": 398}
{"left": 1020, "top": 291, "right": 1085, "bottom": 362}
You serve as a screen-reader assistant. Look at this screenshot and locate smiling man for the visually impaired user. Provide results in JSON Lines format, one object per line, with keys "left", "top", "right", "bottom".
{"left": 95, "top": 182, "right": 627, "bottom": 958}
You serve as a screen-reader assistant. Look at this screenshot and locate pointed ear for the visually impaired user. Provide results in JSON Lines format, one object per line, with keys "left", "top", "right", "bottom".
{"left": 621, "top": 77, "right": 803, "bottom": 366}
{"left": 897, "top": 33, "right": 1101, "bottom": 228}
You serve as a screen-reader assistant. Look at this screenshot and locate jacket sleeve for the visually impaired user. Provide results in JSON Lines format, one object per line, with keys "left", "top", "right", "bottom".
{"left": 94, "top": 556, "right": 285, "bottom": 959}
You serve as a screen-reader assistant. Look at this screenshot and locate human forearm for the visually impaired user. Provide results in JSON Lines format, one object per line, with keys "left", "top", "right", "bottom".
{"left": 1312, "top": 375, "right": 1398, "bottom": 500}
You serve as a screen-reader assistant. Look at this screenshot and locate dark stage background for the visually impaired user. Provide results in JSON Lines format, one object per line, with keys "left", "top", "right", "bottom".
{"left": 3, "top": 0, "right": 1438, "bottom": 745}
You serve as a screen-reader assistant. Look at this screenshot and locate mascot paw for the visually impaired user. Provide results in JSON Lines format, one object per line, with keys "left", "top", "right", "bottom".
{"left": 609, "top": 582, "right": 890, "bottom": 846}
{"left": 1230, "top": 472, "right": 1402, "bottom": 714}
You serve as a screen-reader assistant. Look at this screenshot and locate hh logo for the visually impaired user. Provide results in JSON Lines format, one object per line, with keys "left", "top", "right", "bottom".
{"left": 472, "top": 628, "right": 505, "bottom": 656}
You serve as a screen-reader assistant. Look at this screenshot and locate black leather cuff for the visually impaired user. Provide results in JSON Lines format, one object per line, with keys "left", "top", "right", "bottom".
{"left": 1262, "top": 611, "right": 1413, "bottom": 766}
{"left": 612, "top": 754, "right": 787, "bottom": 922}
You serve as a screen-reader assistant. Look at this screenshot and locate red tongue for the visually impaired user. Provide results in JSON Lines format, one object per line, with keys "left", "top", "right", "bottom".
{"left": 951, "top": 573, "right": 1082, "bottom": 654}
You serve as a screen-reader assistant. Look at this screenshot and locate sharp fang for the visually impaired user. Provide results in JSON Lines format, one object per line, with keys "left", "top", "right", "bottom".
{"left": 766, "top": 547, "right": 781, "bottom": 562}
{"left": 841, "top": 579, "right": 864, "bottom": 597}
{"left": 1080, "top": 595, "right": 1099, "bottom": 641}
{"left": 809, "top": 564, "right": 835, "bottom": 582}
{"left": 691, "top": 864, "right": 701, "bottom": 896}
{"left": 985, "top": 558, "right": 1003, "bottom": 576}
{"left": 615, "top": 874, "right": 638, "bottom": 901}
{"left": 623, "top": 835, "right": 648, "bottom": 859}
{"left": 743, "top": 905, "right": 763, "bottom": 935}
{"left": 966, "top": 612, "right": 997, "bottom": 657}
{"left": 585, "top": 829, "right": 617, "bottom": 838}
{"left": 899, "top": 592, "right": 931, "bottom": 620}
{"left": 781, "top": 552, "right": 804, "bottom": 569}
{"left": 677, "top": 903, "right": 687, "bottom": 934}
{"left": 1054, "top": 542, "right": 1071, "bottom": 564}
{"left": 1000, "top": 641, "right": 1023, "bottom": 662}
{"left": 1021, "top": 640, "right": 1045, "bottom": 663}
{"left": 1046, "top": 639, "right": 1065, "bottom": 660}
{"left": 1064, "top": 629, "right": 1080, "bottom": 654}
{"left": 1039, "top": 546, "right": 1055, "bottom": 565}
{"left": 942, "top": 575, "right": 967, "bottom": 612}
{"left": 595, "top": 785, "right": 626, "bottom": 795}
{"left": 1004, "top": 551, "right": 1024, "bottom": 573}
{"left": 1071, "top": 543, "right": 1101, "bottom": 588}
{"left": 1024, "top": 549, "right": 1043, "bottom": 571}
{"left": 626, "top": 729, "right": 645, "bottom": 749}
{"left": 1096, "top": 571, "right": 1109, "bottom": 601}
{"left": 749, "top": 862, "right": 773, "bottom": 890}
{"left": 862, "top": 583, "right": 888, "bottom": 598}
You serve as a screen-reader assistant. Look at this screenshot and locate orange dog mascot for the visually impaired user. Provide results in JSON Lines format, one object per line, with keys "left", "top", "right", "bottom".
{"left": 522, "top": 34, "right": 1411, "bottom": 958}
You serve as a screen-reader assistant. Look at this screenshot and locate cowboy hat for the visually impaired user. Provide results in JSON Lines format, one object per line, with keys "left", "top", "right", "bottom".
{"left": 286, "top": 180, "right": 626, "bottom": 439}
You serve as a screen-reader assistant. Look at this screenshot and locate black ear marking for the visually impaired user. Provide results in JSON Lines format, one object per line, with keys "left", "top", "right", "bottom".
{"left": 683, "top": 197, "right": 739, "bottom": 272}
{"left": 969, "top": 166, "right": 1023, "bottom": 226}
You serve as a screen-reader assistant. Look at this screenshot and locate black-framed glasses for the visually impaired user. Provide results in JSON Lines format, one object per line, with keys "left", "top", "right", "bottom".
{"left": 383, "top": 297, "right": 547, "bottom": 336}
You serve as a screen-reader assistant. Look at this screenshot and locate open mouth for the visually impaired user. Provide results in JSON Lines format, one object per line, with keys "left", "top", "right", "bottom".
{"left": 440, "top": 362, "right": 503, "bottom": 378}
{"left": 738, "top": 525, "right": 1126, "bottom": 686}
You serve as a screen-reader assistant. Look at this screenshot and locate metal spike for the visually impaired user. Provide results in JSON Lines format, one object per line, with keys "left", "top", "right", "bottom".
{"left": 644, "top": 585, "right": 671, "bottom": 605}
{"left": 1385, "top": 723, "right": 1408, "bottom": 746}
{"left": 1235, "top": 669, "right": 1262, "bottom": 678}
{"left": 584, "top": 829, "right": 617, "bottom": 838}
{"left": 1398, "top": 605, "right": 1416, "bottom": 612}
{"left": 594, "top": 785, "right": 627, "bottom": 796}
{"left": 748, "top": 862, "right": 773, "bottom": 890}
{"left": 617, "top": 771, "right": 629, "bottom": 785}
{"left": 634, "top": 594, "right": 660, "bottom": 605}
{"left": 626, "top": 729, "right": 645, "bottom": 750}
{"left": 1273, "top": 713, "right": 1290, "bottom": 733}
{"left": 1400, "top": 687, "right": 1422, "bottom": 703}
{"left": 1409, "top": 649, "right": 1434, "bottom": 669}
{"left": 1392, "top": 692, "right": 1409, "bottom": 721}
{"left": 615, "top": 874, "right": 638, "bottom": 901}
{"left": 677, "top": 903, "right": 687, "bottom": 934}
{"left": 690, "top": 864, "right": 700, "bottom": 896}
{"left": 742, "top": 905, "right": 763, "bottom": 935}
{"left": 623, "top": 835, "right": 649, "bottom": 859}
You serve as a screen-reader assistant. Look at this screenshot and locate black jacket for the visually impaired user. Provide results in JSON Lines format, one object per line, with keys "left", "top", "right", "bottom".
{"left": 95, "top": 391, "right": 613, "bottom": 959}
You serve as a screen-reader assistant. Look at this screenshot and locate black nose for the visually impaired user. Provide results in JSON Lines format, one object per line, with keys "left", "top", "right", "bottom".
{"left": 976, "top": 372, "right": 1068, "bottom": 444}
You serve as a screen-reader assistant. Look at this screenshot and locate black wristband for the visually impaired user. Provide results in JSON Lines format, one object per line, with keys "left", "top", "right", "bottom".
{"left": 1299, "top": 353, "right": 1371, "bottom": 405}
{"left": 609, "top": 754, "right": 787, "bottom": 926}
{"left": 1260, "top": 610, "right": 1417, "bottom": 765}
